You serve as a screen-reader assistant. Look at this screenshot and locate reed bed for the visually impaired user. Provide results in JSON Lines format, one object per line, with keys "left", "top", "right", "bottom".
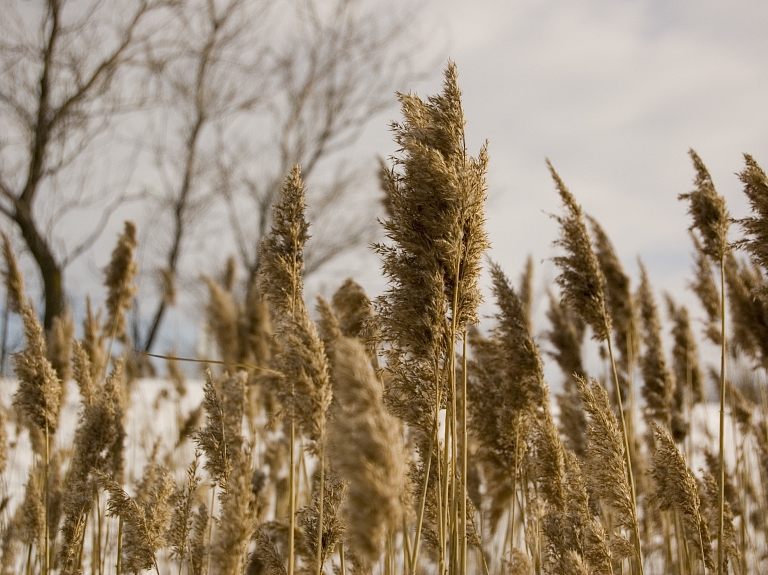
{"left": 3, "top": 62, "right": 768, "bottom": 575}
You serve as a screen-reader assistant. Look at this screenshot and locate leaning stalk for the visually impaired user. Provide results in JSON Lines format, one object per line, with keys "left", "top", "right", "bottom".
{"left": 717, "top": 256, "right": 726, "bottom": 575}
{"left": 605, "top": 322, "right": 644, "bottom": 575}
{"left": 315, "top": 438, "right": 326, "bottom": 575}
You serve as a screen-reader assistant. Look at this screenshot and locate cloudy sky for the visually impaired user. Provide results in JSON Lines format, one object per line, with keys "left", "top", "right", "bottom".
{"left": 354, "top": 0, "right": 768, "bottom": 328}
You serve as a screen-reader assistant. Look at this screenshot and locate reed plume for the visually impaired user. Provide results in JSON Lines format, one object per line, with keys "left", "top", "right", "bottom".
{"left": 203, "top": 275, "right": 239, "bottom": 366}
{"left": 259, "top": 165, "right": 332, "bottom": 575}
{"left": 327, "top": 335, "right": 409, "bottom": 568}
{"left": 545, "top": 290, "right": 587, "bottom": 458}
{"left": 649, "top": 422, "right": 714, "bottom": 569}
{"left": 548, "top": 161, "right": 642, "bottom": 570}
{"left": 637, "top": 260, "right": 674, "bottom": 430}
{"left": 211, "top": 452, "right": 257, "bottom": 575}
{"left": 680, "top": 149, "right": 731, "bottom": 575}
{"left": 548, "top": 162, "right": 609, "bottom": 341}
{"left": 195, "top": 371, "right": 234, "bottom": 490}
{"left": 723, "top": 253, "right": 768, "bottom": 366}
{"left": 519, "top": 254, "right": 535, "bottom": 334}
{"left": 666, "top": 296, "right": 705, "bottom": 408}
{"left": 167, "top": 454, "right": 202, "bottom": 569}
{"left": 58, "top": 361, "right": 125, "bottom": 573}
{"left": 736, "top": 154, "right": 768, "bottom": 301}
{"left": 82, "top": 296, "right": 106, "bottom": 380}
{"left": 298, "top": 471, "right": 348, "bottom": 569}
{"left": 576, "top": 376, "right": 638, "bottom": 545}
{"left": 47, "top": 307, "right": 73, "bottom": 383}
{"left": 374, "top": 61, "right": 489, "bottom": 573}
{"left": 99, "top": 457, "right": 174, "bottom": 575}
{"left": 690, "top": 233, "right": 722, "bottom": 345}
{"left": 331, "top": 278, "right": 375, "bottom": 341}
{"left": 589, "top": 215, "right": 638, "bottom": 401}
{"left": 103, "top": 221, "right": 138, "bottom": 345}
{"left": 471, "top": 263, "right": 550, "bottom": 531}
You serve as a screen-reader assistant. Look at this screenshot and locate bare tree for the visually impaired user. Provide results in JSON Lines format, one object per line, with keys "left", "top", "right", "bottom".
{"left": 137, "top": 0, "right": 430, "bottom": 353}
{"left": 223, "top": 0, "right": 429, "bottom": 280}
{"left": 137, "top": 0, "right": 273, "bottom": 352}
{"left": 0, "top": 0, "right": 172, "bottom": 329}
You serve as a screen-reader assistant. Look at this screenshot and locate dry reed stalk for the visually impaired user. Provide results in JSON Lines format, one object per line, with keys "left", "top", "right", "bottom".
{"left": 548, "top": 161, "right": 642, "bottom": 572}
{"left": 103, "top": 221, "right": 138, "bottom": 347}
{"left": 723, "top": 254, "right": 768, "bottom": 368}
{"left": 259, "top": 165, "right": 332, "bottom": 575}
{"left": 374, "top": 61, "right": 488, "bottom": 574}
{"left": 680, "top": 149, "right": 730, "bottom": 575}
{"left": 666, "top": 296, "right": 705, "bottom": 445}
{"left": 167, "top": 454, "right": 202, "bottom": 574}
{"left": 544, "top": 290, "right": 588, "bottom": 459}
{"left": 58, "top": 360, "right": 124, "bottom": 574}
{"left": 3, "top": 231, "right": 61, "bottom": 575}
{"left": 97, "top": 461, "right": 174, "bottom": 575}
{"left": 689, "top": 233, "right": 722, "bottom": 346}
{"left": 468, "top": 262, "right": 549, "bottom": 559}
{"left": 189, "top": 504, "right": 209, "bottom": 575}
{"left": 298, "top": 471, "right": 348, "bottom": 570}
{"left": 519, "top": 255, "right": 535, "bottom": 336}
{"left": 650, "top": 422, "right": 714, "bottom": 571}
{"left": 576, "top": 375, "right": 638, "bottom": 557}
{"left": 82, "top": 296, "right": 106, "bottom": 380}
{"left": 211, "top": 452, "right": 257, "bottom": 575}
{"left": 589, "top": 215, "right": 638, "bottom": 407}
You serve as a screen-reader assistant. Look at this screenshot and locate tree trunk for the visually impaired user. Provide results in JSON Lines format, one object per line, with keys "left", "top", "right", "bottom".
{"left": 14, "top": 207, "right": 63, "bottom": 330}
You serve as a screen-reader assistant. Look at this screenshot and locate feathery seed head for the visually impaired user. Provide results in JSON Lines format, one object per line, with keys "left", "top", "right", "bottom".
{"left": 736, "top": 154, "right": 768, "bottom": 282}
{"left": 103, "top": 221, "right": 138, "bottom": 344}
{"left": 548, "top": 161, "right": 609, "bottom": 341}
{"left": 680, "top": 149, "right": 730, "bottom": 262}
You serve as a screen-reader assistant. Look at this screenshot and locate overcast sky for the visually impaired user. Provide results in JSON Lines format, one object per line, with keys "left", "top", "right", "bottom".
{"left": 341, "top": 0, "right": 768, "bottom": 328}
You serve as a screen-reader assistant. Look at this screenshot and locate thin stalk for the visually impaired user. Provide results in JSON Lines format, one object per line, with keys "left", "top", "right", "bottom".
{"left": 461, "top": 331, "right": 468, "bottom": 575}
{"left": 289, "top": 420, "right": 296, "bottom": 575}
{"left": 411, "top": 415, "right": 439, "bottom": 575}
{"left": 25, "top": 543, "right": 33, "bottom": 575}
{"left": 44, "top": 422, "right": 50, "bottom": 575}
{"left": 339, "top": 541, "right": 346, "bottom": 575}
{"left": 315, "top": 439, "right": 326, "bottom": 575}
{"left": 206, "top": 483, "right": 216, "bottom": 575}
{"left": 717, "top": 256, "right": 726, "bottom": 575}
{"left": 116, "top": 516, "right": 123, "bottom": 575}
{"left": 605, "top": 326, "right": 644, "bottom": 575}
{"left": 440, "top": 405, "right": 451, "bottom": 575}
{"left": 402, "top": 514, "right": 413, "bottom": 575}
